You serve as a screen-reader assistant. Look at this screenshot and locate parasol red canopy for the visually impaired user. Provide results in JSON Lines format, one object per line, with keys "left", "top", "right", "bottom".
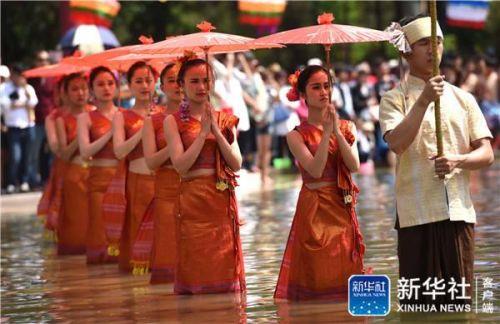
{"left": 63, "top": 35, "right": 157, "bottom": 72}
{"left": 108, "top": 53, "right": 176, "bottom": 72}
{"left": 255, "top": 13, "right": 390, "bottom": 46}
{"left": 23, "top": 58, "right": 90, "bottom": 78}
{"left": 252, "top": 13, "right": 390, "bottom": 68}
{"left": 132, "top": 21, "right": 282, "bottom": 96}
{"left": 133, "top": 21, "right": 283, "bottom": 56}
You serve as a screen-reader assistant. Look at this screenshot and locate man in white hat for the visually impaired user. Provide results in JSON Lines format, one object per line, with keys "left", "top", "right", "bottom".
{"left": 380, "top": 14, "right": 493, "bottom": 308}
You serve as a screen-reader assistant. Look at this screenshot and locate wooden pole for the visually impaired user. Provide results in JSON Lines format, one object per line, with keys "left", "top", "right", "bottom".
{"left": 204, "top": 47, "right": 211, "bottom": 102}
{"left": 118, "top": 70, "right": 122, "bottom": 108}
{"left": 324, "top": 44, "right": 336, "bottom": 104}
{"left": 324, "top": 44, "right": 337, "bottom": 83}
{"left": 429, "top": 0, "right": 443, "bottom": 157}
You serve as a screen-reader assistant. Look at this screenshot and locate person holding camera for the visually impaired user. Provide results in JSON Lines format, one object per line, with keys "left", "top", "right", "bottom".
{"left": 0, "top": 64, "right": 38, "bottom": 193}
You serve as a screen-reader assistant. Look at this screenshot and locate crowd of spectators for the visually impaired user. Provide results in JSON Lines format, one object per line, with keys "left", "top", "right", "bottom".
{"left": 1, "top": 50, "right": 498, "bottom": 192}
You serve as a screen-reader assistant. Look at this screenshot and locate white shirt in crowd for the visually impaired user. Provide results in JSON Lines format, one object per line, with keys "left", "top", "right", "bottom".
{"left": 277, "top": 85, "right": 300, "bottom": 136}
{"left": 0, "top": 81, "right": 38, "bottom": 129}
{"left": 212, "top": 59, "right": 250, "bottom": 132}
{"left": 339, "top": 82, "right": 355, "bottom": 118}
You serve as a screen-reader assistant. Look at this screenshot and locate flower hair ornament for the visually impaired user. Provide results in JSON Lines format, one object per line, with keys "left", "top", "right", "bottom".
{"left": 176, "top": 50, "right": 199, "bottom": 122}
{"left": 385, "top": 22, "right": 411, "bottom": 54}
{"left": 286, "top": 69, "right": 301, "bottom": 102}
{"left": 175, "top": 50, "right": 198, "bottom": 71}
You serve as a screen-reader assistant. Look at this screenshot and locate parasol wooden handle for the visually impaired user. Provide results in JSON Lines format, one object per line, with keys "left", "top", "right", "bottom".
{"left": 324, "top": 44, "right": 337, "bottom": 106}
{"left": 204, "top": 49, "right": 211, "bottom": 104}
{"left": 429, "top": 0, "right": 443, "bottom": 158}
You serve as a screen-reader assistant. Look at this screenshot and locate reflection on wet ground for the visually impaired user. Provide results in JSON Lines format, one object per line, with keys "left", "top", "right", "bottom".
{"left": 1, "top": 163, "right": 499, "bottom": 322}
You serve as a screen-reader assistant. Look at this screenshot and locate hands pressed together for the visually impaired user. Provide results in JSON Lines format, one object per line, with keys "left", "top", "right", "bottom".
{"left": 200, "top": 102, "right": 219, "bottom": 137}
{"left": 322, "top": 103, "right": 340, "bottom": 136}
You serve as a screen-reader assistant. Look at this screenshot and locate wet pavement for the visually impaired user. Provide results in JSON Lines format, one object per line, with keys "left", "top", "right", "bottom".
{"left": 1, "top": 163, "right": 499, "bottom": 322}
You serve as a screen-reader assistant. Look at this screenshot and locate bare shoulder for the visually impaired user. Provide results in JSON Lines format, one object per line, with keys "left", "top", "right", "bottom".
{"left": 55, "top": 115, "right": 65, "bottom": 125}
{"left": 165, "top": 114, "right": 176, "bottom": 124}
{"left": 77, "top": 111, "right": 89, "bottom": 123}
{"left": 164, "top": 114, "right": 178, "bottom": 131}
{"left": 113, "top": 109, "right": 125, "bottom": 120}
{"left": 143, "top": 115, "right": 153, "bottom": 126}
{"left": 286, "top": 129, "right": 303, "bottom": 144}
{"left": 347, "top": 120, "right": 357, "bottom": 132}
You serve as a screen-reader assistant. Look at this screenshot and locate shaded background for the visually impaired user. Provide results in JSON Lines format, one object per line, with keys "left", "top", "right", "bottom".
{"left": 1, "top": 1, "right": 499, "bottom": 70}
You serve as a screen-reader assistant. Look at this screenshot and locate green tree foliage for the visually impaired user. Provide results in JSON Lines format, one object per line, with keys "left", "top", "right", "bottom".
{"left": 1, "top": 1, "right": 60, "bottom": 66}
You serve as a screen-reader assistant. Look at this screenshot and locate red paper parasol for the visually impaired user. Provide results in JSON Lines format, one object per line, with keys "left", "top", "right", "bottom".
{"left": 23, "top": 56, "right": 90, "bottom": 78}
{"left": 133, "top": 21, "right": 282, "bottom": 94}
{"left": 23, "top": 61, "right": 90, "bottom": 78}
{"left": 253, "top": 13, "right": 390, "bottom": 71}
{"left": 108, "top": 53, "right": 175, "bottom": 72}
{"left": 64, "top": 35, "right": 157, "bottom": 72}
{"left": 134, "top": 21, "right": 283, "bottom": 57}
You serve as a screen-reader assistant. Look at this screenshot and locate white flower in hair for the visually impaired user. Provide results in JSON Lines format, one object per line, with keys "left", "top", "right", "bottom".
{"left": 385, "top": 22, "right": 412, "bottom": 54}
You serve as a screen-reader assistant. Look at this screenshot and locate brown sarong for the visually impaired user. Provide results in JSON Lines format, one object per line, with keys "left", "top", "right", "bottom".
{"left": 396, "top": 218, "right": 474, "bottom": 307}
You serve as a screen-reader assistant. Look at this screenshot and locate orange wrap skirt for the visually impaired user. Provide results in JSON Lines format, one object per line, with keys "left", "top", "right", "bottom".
{"left": 150, "top": 167, "right": 180, "bottom": 284}
{"left": 274, "top": 184, "right": 365, "bottom": 301}
{"left": 87, "top": 166, "right": 119, "bottom": 264}
{"left": 175, "top": 175, "right": 245, "bottom": 294}
{"left": 38, "top": 158, "right": 66, "bottom": 232}
{"left": 57, "top": 162, "right": 89, "bottom": 255}
{"left": 119, "top": 171, "right": 155, "bottom": 272}
{"left": 37, "top": 158, "right": 62, "bottom": 218}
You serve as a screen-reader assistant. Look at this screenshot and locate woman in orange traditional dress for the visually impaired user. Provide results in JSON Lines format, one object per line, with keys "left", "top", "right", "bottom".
{"left": 134, "top": 62, "right": 182, "bottom": 283}
{"left": 112, "top": 61, "right": 158, "bottom": 272}
{"left": 55, "top": 73, "right": 93, "bottom": 254}
{"left": 274, "top": 65, "right": 366, "bottom": 301}
{"left": 165, "top": 59, "right": 245, "bottom": 294}
{"left": 77, "top": 66, "right": 120, "bottom": 264}
{"left": 37, "top": 77, "right": 67, "bottom": 235}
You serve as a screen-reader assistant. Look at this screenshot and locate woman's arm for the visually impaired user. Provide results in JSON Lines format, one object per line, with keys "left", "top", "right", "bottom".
{"left": 335, "top": 121, "right": 360, "bottom": 172}
{"left": 287, "top": 130, "right": 331, "bottom": 179}
{"left": 164, "top": 113, "right": 209, "bottom": 175}
{"left": 142, "top": 116, "right": 170, "bottom": 170}
{"left": 45, "top": 115, "right": 60, "bottom": 155}
{"left": 287, "top": 106, "right": 337, "bottom": 179}
{"left": 211, "top": 120, "right": 242, "bottom": 172}
{"left": 237, "top": 53, "right": 253, "bottom": 80}
{"left": 112, "top": 111, "right": 143, "bottom": 160}
{"left": 77, "top": 113, "right": 113, "bottom": 160}
{"left": 56, "top": 116, "right": 78, "bottom": 161}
